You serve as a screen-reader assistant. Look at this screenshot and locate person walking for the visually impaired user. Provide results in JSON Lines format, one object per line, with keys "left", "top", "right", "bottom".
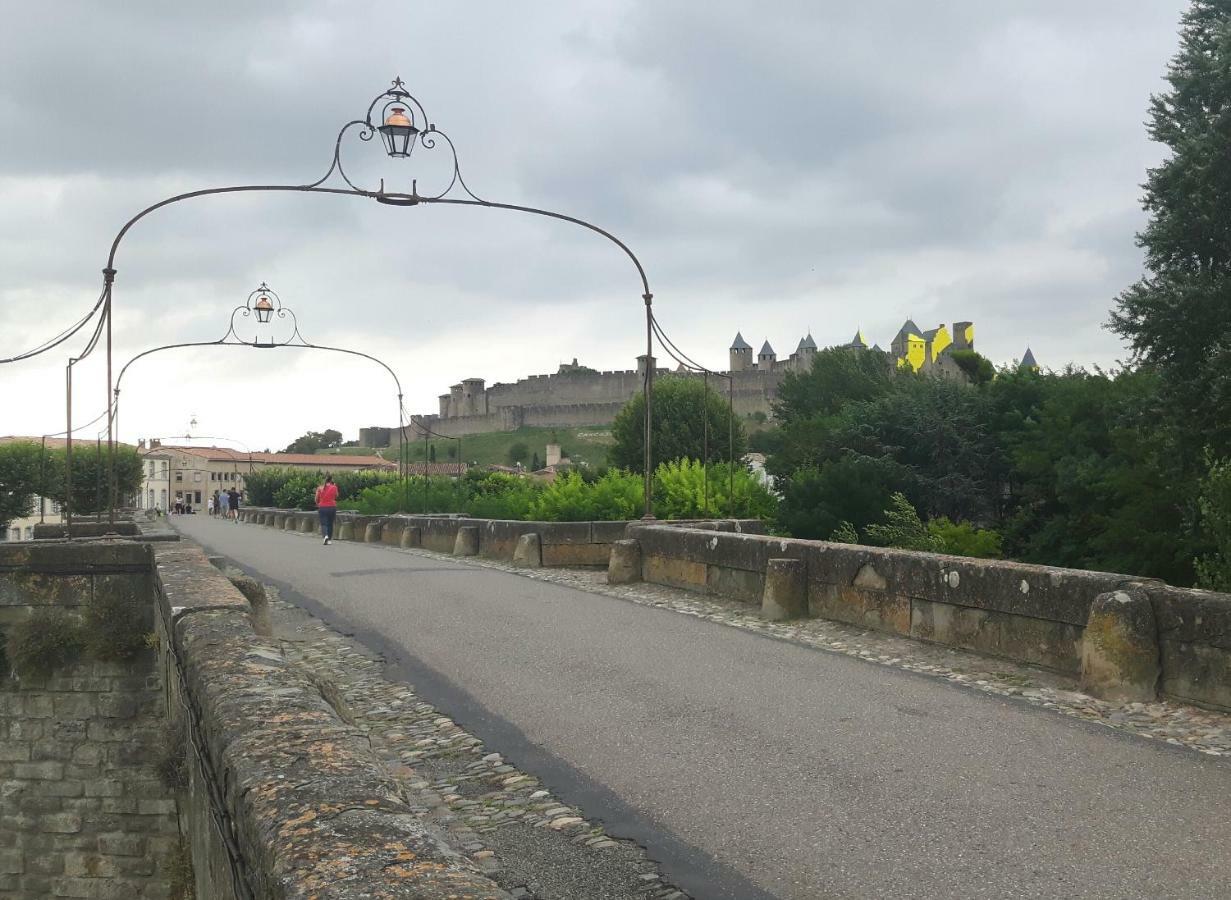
{"left": 207, "top": 492, "right": 216, "bottom": 517}
{"left": 315, "top": 474, "right": 339, "bottom": 545}
{"left": 227, "top": 486, "right": 241, "bottom": 523}
{"left": 218, "top": 488, "right": 230, "bottom": 519}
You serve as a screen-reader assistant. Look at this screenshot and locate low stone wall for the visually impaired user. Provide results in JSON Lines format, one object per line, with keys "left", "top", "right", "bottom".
{"left": 241, "top": 508, "right": 762, "bottom": 568}
{"left": 625, "top": 524, "right": 1231, "bottom": 711}
{"left": 151, "top": 540, "right": 503, "bottom": 898}
{"left": 0, "top": 541, "right": 179, "bottom": 899}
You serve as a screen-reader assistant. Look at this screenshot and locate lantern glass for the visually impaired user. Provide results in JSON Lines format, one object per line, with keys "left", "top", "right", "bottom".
{"left": 254, "top": 296, "right": 273, "bottom": 324}
{"left": 379, "top": 106, "right": 419, "bottom": 158}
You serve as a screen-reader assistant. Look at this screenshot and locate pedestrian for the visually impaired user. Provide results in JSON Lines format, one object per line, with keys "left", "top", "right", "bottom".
{"left": 207, "top": 493, "right": 215, "bottom": 516}
{"left": 219, "top": 489, "right": 230, "bottom": 518}
{"left": 315, "top": 474, "right": 338, "bottom": 545}
{"left": 227, "top": 486, "right": 241, "bottom": 522}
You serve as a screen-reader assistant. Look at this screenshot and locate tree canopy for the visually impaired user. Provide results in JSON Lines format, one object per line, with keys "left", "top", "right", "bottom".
{"left": 282, "top": 429, "right": 344, "bottom": 454}
{"left": 609, "top": 377, "right": 747, "bottom": 473}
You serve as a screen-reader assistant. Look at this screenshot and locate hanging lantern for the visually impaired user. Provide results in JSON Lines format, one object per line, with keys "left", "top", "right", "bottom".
{"left": 254, "top": 294, "right": 274, "bottom": 324}
{"left": 379, "top": 106, "right": 419, "bottom": 158}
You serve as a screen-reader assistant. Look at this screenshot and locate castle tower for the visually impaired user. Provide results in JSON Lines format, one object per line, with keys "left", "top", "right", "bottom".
{"left": 757, "top": 339, "right": 776, "bottom": 369}
{"left": 952, "top": 321, "right": 974, "bottom": 351}
{"left": 438, "top": 394, "right": 451, "bottom": 417}
{"left": 794, "top": 333, "right": 817, "bottom": 371}
{"left": 449, "top": 383, "right": 463, "bottom": 418}
{"left": 729, "top": 333, "right": 752, "bottom": 372}
{"left": 461, "top": 378, "right": 487, "bottom": 416}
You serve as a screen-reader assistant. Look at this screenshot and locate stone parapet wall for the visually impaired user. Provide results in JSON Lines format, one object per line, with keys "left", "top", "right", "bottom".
{"left": 241, "top": 508, "right": 762, "bottom": 568}
{"left": 0, "top": 541, "right": 179, "bottom": 899}
{"left": 151, "top": 541, "right": 504, "bottom": 898}
{"left": 625, "top": 524, "right": 1231, "bottom": 711}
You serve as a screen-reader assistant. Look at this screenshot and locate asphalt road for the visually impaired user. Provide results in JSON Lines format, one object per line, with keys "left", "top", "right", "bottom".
{"left": 175, "top": 515, "right": 1231, "bottom": 900}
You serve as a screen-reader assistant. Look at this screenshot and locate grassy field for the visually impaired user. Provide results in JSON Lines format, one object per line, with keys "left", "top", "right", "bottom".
{"left": 317, "top": 426, "right": 617, "bottom": 468}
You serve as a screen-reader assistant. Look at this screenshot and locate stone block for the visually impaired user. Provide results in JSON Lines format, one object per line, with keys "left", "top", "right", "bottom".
{"left": 453, "top": 526, "right": 479, "bottom": 557}
{"left": 336, "top": 521, "right": 355, "bottom": 542}
{"left": 228, "top": 574, "right": 271, "bottom": 638}
{"left": 98, "top": 833, "right": 145, "bottom": 857}
{"left": 301, "top": 514, "right": 316, "bottom": 533}
{"left": 0, "top": 850, "right": 22, "bottom": 874}
{"left": 643, "top": 554, "right": 706, "bottom": 592}
{"left": 14, "top": 761, "right": 64, "bottom": 780}
{"left": 0, "top": 742, "right": 31, "bottom": 763}
{"left": 1081, "top": 587, "right": 1161, "bottom": 702}
{"left": 39, "top": 812, "right": 81, "bottom": 833}
{"left": 284, "top": 514, "right": 299, "bottom": 531}
{"left": 607, "top": 540, "right": 641, "bottom": 585}
{"left": 363, "top": 521, "right": 383, "bottom": 543}
{"left": 814, "top": 582, "right": 911, "bottom": 635}
{"left": 762, "top": 558, "right": 807, "bottom": 621}
{"left": 1159, "top": 640, "right": 1231, "bottom": 711}
{"left": 399, "top": 526, "right": 421, "bottom": 549}
{"left": 272, "top": 514, "right": 285, "bottom": 529}
{"left": 512, "top": 533, "right": 542, "bottom": 568}
{"left": 541, "top": 543, "right": 610, "bottom": 567}
{"left": 706, "top": 565, "right": 763, "bottom": 604}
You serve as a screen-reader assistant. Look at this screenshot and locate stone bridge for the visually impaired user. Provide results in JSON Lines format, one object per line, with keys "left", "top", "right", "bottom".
{"left": 1, "top": 510, "right": 1229, "bottom": 898}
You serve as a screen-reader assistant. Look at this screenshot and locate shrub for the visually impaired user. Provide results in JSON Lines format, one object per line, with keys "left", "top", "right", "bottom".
{"left": 928, "top": 517, "right": 1004, "bottom": 559}
{"left": 6, "top": 608, "right": 85, "bottom": 679}
{"left": 528, "top": 471, "right": 600, "bottom": 521}
{"left": 83, "top": 588, "right": 151, "bottom": 662}
{"left": 864, "top": 493, "right": 943, "bottom": 552}
{"left": 651, "top": 459, "right": 777, "bottom": 520}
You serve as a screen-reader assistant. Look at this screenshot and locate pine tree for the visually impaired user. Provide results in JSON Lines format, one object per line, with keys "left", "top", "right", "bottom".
{"left": 1110, "top": 1, "right": 1231, "bottom": 455}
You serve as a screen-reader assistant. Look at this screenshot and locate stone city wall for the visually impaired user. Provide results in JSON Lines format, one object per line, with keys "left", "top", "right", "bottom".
{"left": 0, "top": 541, "right": 179, "bottom": 899}
{"left": 151, "top": 539, "right": 504, "bottom": 899}
{"left": 622, "top": 524, "right": 1231, "bottom": 711}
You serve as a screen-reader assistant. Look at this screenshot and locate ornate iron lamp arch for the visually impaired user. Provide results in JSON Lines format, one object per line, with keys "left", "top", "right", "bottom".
{"left": 110, "top": 284, "right": 409, "bottom": 501}
{"left": 68, "top": 77, "right": 656, "bottom": 526}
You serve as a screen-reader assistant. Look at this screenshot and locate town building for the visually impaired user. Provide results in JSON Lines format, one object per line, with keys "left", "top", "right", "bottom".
{"left": 135, "top": 442, "right": 395, "bottom": 513}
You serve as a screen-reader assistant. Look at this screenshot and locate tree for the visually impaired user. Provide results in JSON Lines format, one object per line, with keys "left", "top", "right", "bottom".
{"left": 609, "top": 377, "right": 747, "bottom": 472}
{"left": 1109, "top": 2, "right": 1231, "bottom": 457}
{"left": 949, "top": 349, "right": 995, "bottom": 385}
{"left": 506, "top": 442, "right": 530, "bottom": 465}
{"left": 775, "top": 455, "right": 910, "bottom": 541}
{"left": 531, "top": 452, "right": 541, "bottom": 472}
{"left": 34, "top": 445, "right": 144, "bottom": 516}
{"left": 282, "top": 429, "right": 344, "bottom": 454}
{"left": 429, "top": 444, "right": 436, "bottom": 463}
{"left": 0, "top": 441, "right": 46, "bottom": 529}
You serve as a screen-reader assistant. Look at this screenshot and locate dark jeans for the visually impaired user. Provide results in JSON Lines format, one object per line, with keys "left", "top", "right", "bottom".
{"left": 318, "top": 506, "right": 337, "bottom": 539}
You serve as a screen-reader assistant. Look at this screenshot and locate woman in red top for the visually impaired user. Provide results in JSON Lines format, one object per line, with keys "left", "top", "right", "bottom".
{"left": 315, "top": 475, "right": 339, "bottom": 545}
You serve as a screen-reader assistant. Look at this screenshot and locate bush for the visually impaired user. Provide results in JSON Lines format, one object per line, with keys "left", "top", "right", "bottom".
{"left": 83, "top": 588, "right": 151, "bottom": 662}
{"left": 1196, "top": 455, "right": 1231, "bottom": 590}
{"left": 652, "top": 459, "right": 777, "bottom": 520}
{"left": 864, "top": 493, "right": 943, "bottom": 552}
{"left": 6, "top": 608, "right": 85, "bottom": 679}
{"left": 928, "top": 517, "right": 1004, "bottom": 559}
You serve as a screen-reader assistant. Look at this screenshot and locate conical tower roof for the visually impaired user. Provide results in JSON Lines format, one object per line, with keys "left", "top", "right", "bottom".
{"left": 798, "top": 333, "right": 818, "bottom": 351}
{"left": 730, "top": 332, "right": 752, "bottom": 351}
{"left": 1021, "top": 347, "right": 1038, "bottom": 368}
{"left": 850, "top": 330, "right": 867, "bottom": 348}
{"left": 759, "top": 340, "right": 775, "bottom": 356}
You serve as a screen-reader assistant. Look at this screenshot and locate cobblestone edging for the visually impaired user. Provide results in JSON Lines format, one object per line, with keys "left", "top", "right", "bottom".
{"left": 265, "top": 588, "right": 692, "bottom": 900}
{"left": 152, "top": 542, "right": 507, "bottom": 899}
{"left": 359, "top": 539, "right": 1231, "bottom": 759}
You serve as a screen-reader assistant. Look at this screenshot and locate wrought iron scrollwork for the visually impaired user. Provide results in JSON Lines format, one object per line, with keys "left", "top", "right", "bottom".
{"left": 306, "top": 77, "right": 485, "bottom": 203}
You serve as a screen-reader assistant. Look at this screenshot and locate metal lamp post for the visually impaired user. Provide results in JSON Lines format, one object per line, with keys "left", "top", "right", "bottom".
{"left": 52, "top": 77, "right": 655, "bottom": 530}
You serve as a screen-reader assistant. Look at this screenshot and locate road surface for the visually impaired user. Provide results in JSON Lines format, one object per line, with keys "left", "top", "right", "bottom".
{"left": 174, "top": 515, "right": 1231, "bottom": 900}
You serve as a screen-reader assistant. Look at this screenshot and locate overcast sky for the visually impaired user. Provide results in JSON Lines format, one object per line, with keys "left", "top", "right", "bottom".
{"left": 0, "top": 1, "right": 1189, "bottom": 450}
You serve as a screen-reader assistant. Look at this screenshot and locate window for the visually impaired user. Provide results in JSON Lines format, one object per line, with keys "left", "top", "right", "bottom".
{"left": 160, "top": 489, "right": 167, "bottom": 508}
{"left": 193, "top": 471, "right": 201, "bottom": 482}
{"left": 161, "top": 462, "right": 168, "bottom": 476}
{"left": 194, "top": 491, "right": 201, "bottom": 504}
{"left": 23, "top": 527, "right": 32, "bottom": 540}
{"left": 51, "top": 501, "right": 61, "bottom": 515}
{"left": 9, "top": 529, "right": 19, "bottom": 542}
{"left": 175, "top": 471, "right": 183, "bottom": 482}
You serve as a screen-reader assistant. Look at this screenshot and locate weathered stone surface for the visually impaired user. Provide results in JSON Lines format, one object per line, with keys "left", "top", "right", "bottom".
{"left": 454, "top": 526, "right": 480, "bottom": 557}
{"left": 1081, "top": 587, "right": 1160, "bottom": 702}
{"left": 152, "top": 541, "right": 504, "bottom": 899}
{"left": 608, "top": 540, "right": 641, "bottom": 585}
{"left": 541, "top": 543, "right": 610, "bottom": 567}
{"left": 762, "top": 558, "right": 807, "bottom": 621}
{"left": 642, "top": 554, "right": 706, "bottom": 591}
{"left": 336, "top": 521, "right": 355, "bottom": 542}
{"left": 399, "top": 526, "right": 421, "bottom": 550}
{"left": 228, "top": 574, "right": 272, "bottom": 638}
{"left": 363, "top": 521, "right": 383, "bottom": 543}
{"left": 300, "top": 513, "right": 316, "bottom": 533}
{"left": 706, "top": 565, "right": 763, "bottom": 604}
{"left": 512, "top": 533, "right": 542, "bottom": 568}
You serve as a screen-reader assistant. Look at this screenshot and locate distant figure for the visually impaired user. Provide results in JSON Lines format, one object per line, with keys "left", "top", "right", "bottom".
{"left": 315, "top": 474, "right": 339, "bottom": 545}
{"left": 227, "top": 487, "right": 240, "bottom": 522}
{"left": 218, "top": 489, "right": 230, "bottom": 518}
{"left": 207, "top": 493, "right": 216, "bottom": 516}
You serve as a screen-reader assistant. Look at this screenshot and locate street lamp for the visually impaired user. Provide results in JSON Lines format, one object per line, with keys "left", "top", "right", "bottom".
{"left": 378, "top": 81, "right": 420, "bottom": 157}
{"left": 112, "top": 282, "right": 409, "bottom": 501}
{"left": 52, "top": 76, "right": 655, "bottom": 530}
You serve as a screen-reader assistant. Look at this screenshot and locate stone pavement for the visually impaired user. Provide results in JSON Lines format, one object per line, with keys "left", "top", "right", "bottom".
{"left": 261, "top": 576, "right": 692, "bottom": 900}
